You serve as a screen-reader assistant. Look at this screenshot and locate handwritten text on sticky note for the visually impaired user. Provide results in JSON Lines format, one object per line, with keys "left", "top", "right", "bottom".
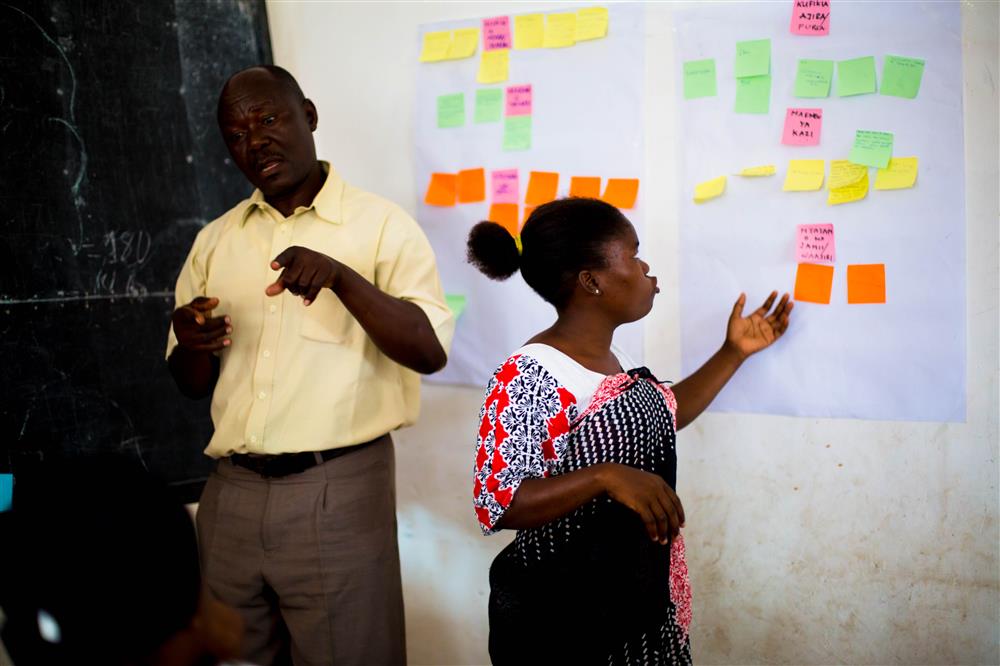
{"left": 483, "top": 16, "right": 512, "bottom": 51}
{"left": 790, "top": 0, "right": 830, "bottom": 35}
{"left": 796, "top": 224, "right": 835, "bottom": 264}
{"left": 491, "top": 169, "right": 519, "bottom": 204}
{"left": 782, "top": 108, "right": 822, "bottom": 146}
{"left": 505, "top": 84, "right": 532, "bottom": 116}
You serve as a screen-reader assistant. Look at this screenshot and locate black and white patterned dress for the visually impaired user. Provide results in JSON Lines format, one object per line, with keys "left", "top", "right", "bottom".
{"left": 474, "top": 346, "right": 692, "bottom": 665}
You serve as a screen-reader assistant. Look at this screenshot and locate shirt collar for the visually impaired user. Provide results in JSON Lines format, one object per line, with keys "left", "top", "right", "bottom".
{"left": 239, "top": 161, "right": 344, "bottom": 226}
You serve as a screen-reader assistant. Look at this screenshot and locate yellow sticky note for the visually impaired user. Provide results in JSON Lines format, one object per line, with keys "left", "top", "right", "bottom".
{"left": 544, "top": 13, "right": 577, "bottom": 48}
{"left": 874, "top": 157, "right": 918, "bottom": 190}
{"left": 514, "top": 14, "right": 544, "bottom": 49}
{"left": 828, "top": 171, "right": 869, "bottom": 205}
{"left": 420, "top": 31, "right": 452, "bottom": 62}
{"left": 694, "top": 176, "right": 726, "bottom": 203}
{"left": 740, "top": 165, "right": 776, "bottom": 177}
{"left": 477, "top": 49, "right": 509, "bottom": 84}
{"left": 828, "top": 160, "right": 867, "bottom": 190}
{"left": 448, "top": 28, "right": 479, "bottom": 59}
{"left": 576, "top": 7, "right": 609, "bottom": 41}
{"left": 783, "top": 160, "right": 825, "bottom": 191}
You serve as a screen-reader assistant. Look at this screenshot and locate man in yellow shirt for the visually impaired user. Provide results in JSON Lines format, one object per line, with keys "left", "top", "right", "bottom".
{"left": 166, "top": 65, "right": 453, "bottom": 665}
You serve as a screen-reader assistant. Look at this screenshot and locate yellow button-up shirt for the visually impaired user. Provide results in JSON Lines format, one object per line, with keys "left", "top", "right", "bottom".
{"left": 167, "top": 163, "right": 454, "bottom": 458}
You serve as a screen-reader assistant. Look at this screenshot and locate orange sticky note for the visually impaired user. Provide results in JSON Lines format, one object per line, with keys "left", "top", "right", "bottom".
{"left": 522, "top": 205, "right": 536, "bottom": 224}
{"left": 794, "top": 263, "right": 834, "bottom": 304}
{"left": 425, "top": 173, "right": 457, "bottom": 206}
{"left": 457, "top": 168, "right": 486, "bottom": 203}
{"left": 601, "top": 178, "right": 639, "bottom": 209}
{"left": 525, "top": 171, "right": 559, "bottom": 205}
{"left": 847, "top": 264, "right": 886, "bottom": 304}
{"left": 488, "top": 203, "right": 520, "bottom": 237}
{"left": 569, "top": 176, "right": 601, "bottom": 198}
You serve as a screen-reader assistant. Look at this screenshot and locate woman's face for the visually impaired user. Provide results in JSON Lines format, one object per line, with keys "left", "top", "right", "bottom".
{"left": 592, "top": 224, "right": 659, "bottom": 323}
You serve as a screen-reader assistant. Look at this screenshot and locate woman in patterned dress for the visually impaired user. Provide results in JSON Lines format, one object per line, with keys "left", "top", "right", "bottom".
{"left": 468, "top": 198, "right": 793, "bottom": 665}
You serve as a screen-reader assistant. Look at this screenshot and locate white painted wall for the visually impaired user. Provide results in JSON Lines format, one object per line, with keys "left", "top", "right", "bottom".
{"left": 265, "top": 3, "right": 999, "bottom": 664}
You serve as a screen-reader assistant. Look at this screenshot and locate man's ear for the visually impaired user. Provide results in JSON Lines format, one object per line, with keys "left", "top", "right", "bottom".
{"left": 304, "top": 99, "right": 318, "bottom": 131}
{"left": 578, "top": 270, "right": 600, "bottom": 296}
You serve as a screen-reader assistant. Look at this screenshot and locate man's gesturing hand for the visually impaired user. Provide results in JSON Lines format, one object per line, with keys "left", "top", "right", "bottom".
{"left": 265, "top": 246, "right": 341, "bottom": 306}
{"left": 171, "top": 297, "right": 231, "bottom": 352}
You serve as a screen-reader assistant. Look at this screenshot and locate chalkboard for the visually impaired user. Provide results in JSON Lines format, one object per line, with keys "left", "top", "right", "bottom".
{"left": 0, "top": 0, "right": 272, "bottom": 502}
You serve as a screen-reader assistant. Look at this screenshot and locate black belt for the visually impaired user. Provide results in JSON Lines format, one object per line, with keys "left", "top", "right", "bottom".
{"left": 229, "top": 435, "right": 385, "bottom": 478}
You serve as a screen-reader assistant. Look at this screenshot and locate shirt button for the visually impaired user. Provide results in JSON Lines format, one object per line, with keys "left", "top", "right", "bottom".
{"left": 269, "top": 304, "right": 277, "bottom": 313}
{"left": 258, "top": 392, "right": 266, "bottom": 400}
{"left": 262, "top": 350, "right": 271, "bottom": 358}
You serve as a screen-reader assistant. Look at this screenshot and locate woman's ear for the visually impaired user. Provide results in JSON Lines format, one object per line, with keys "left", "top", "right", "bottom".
{"left": 578, "top": 270, "right": 601, "bottom": 296}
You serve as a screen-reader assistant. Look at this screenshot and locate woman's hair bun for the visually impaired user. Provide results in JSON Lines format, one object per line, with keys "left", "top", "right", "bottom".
{"left": 466, "top": 221, "right": 521, "bottom": 280}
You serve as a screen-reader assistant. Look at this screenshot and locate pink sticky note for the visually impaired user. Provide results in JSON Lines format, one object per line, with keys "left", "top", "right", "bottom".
{"left": 790, "top": 0, "right": 830, "bottom": 35}
{"left": 505, "top": 84, "right": 532, "bottom": 116}
{"left": 491, "top": 169, "right": 519, "bottom": 204}
{"left": 796, "top": 224, "right": 835, "bottom": 264}
{"left": 483, "top": 16, "right": 512, "bottom": 51}
{"left": 782, "top": 108, "right": 823, "bottom": 146}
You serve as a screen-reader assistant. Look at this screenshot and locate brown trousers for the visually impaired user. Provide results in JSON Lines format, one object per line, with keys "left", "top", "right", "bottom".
{"left": 196, "top": 436, "right": 405, "bottom": 666}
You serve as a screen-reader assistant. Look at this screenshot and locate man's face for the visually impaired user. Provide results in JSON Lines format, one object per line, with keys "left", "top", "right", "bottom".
{"left": 217, "top": 71, "right": 317, "bottom": 198}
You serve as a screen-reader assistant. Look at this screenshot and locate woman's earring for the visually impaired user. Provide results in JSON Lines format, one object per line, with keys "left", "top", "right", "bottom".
{"left": 594, "top": 289, "right": 601, "bottom": 295}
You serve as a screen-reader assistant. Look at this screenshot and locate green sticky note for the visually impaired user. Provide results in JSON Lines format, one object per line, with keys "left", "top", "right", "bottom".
{"left": 683, "top": 59, "right": 717, "bottom": 99}
{"left": 474, "top": 88, "right": 503, "bottom": 123}
{"left": 445, "top": 294, "right": 467, "bottom": 320}
{"left": 881, "top": 55, "right": 925, "bottom": 99}
{"left": 436, "top": 93, "right": 465, "bottom": 128}
{"left": 502, "top": 115, "right": 531, "bottom": 151}
{"left": 735, "top": 75, "right": 771, "bottom": 114}
{"left": 838, "top": 56, "right": 877, "bottom": 96}
{"left": 735, "top": 39, "right": 770, "bottom": 78}
{"left": 0, "top": 474, "right": 12, "bottom": 512}
{"left": 849, "top": 130, "right": 893, "bottom": 168}
{"left": 794, "top": 59, "right": 834, "bottom": 98}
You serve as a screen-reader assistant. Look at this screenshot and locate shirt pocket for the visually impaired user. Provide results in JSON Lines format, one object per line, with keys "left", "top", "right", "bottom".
{"left": 299, "top": 292, "right": 355, "bottom": 343}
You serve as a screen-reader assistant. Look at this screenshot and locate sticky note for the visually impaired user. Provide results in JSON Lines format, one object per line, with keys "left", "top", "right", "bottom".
{"left": 735, "top": 75, "right": 771, "bottom": 114}
{"left": 457, "top": 168, "right": 486, "bottom": 203}
{"left": 0, "top": 474, "right": 12, "bottom": 512}
{"left": 790, "top": 0, "right": 830, "bottom": 35}
{"left": 513, "top": 14, "right": 544, "bottom": 49}
{"left": 436, "top": 93, "right": 465, "bottom": 128}
{"left": 782, "top": 108, "right": 822, "bottom": 146}
{"left": 478, "top": 49, "right": 509, "bottom": 84}
{"left": 838, "top": 56, "right": 877, "bottom": 96}
{"left": 474, "top": 88, "right": 503, "bottom": 123}
{"left": 847, "top": 264, "right": 886, "bottom": 304}
{"left": 489, "top": 203, "right": 520, "bottom": 237}
{"left": 783, "top": 160, "right": 825, "bottom": 191}
{"left": 482, "top": 16, "right": 512, "bottom": 51}
{"left": 445, "top": 294, "right": 468, "bottom": 320}
{"left": 525, "top": 171, "right": 559, "bottom": 205}
{"left": 881, "top": 55, "right": 925, "bottom": 99}
{"left": 602, "top": 178, "right": 640, "bottom": 208}
{"left": 849, "top": 130, "right": 893, "bottom": 169}
{"left": 683, "top": 59, "right": 717, "bottom": 100}
{"left": 505, "top": 84, "right": 532, "bottom": 116}
{"left": 576, "top": 7, "right": 609, "bottom": 41}
{"left": 874, "top": 157, "right": 918, "bottom": 190}
{"left": 448, "top": 28, "right": 479, "bottom": 59}
{"left": 740, "top": 165, "right": 776, "bottom": 177}
{"left": 491, "top": 169, "right": 519, "bottom": 203}
{"left": 827, "top": 170, "right": 868, "bottom": 205}
{"left": 523, "top": 205, "right": 536, "bottom": 224}
{"left": 794, "top": 263, "right": 834, "bottom": 304}
{"left": 796, "top": 224, "right": 835, "bottom": 264}
{"left": 544, "top": 13, "right": 577, "bottom": 48}
{"left": 735, "top": 39, "right": 770, "bottom": 78}
{"left": 425, "top": 173, "right": 457, "bottom": 206}
{"left": 419, "top": 31, "right": 452, "bottom": 62}
{"left": 794, "top": 59, "right": 834, "bottom": 97}
{"left": 569, "top": 176, "right": 602, "bottom": 198}
{"left": 502, "top": 116, "right": 531, "bottom": 151}
{"left": 828, "top": 160, "right": 867, "bottom": 189}
{"left": 693, "top": 176, "right": 726, "bottom": 203}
